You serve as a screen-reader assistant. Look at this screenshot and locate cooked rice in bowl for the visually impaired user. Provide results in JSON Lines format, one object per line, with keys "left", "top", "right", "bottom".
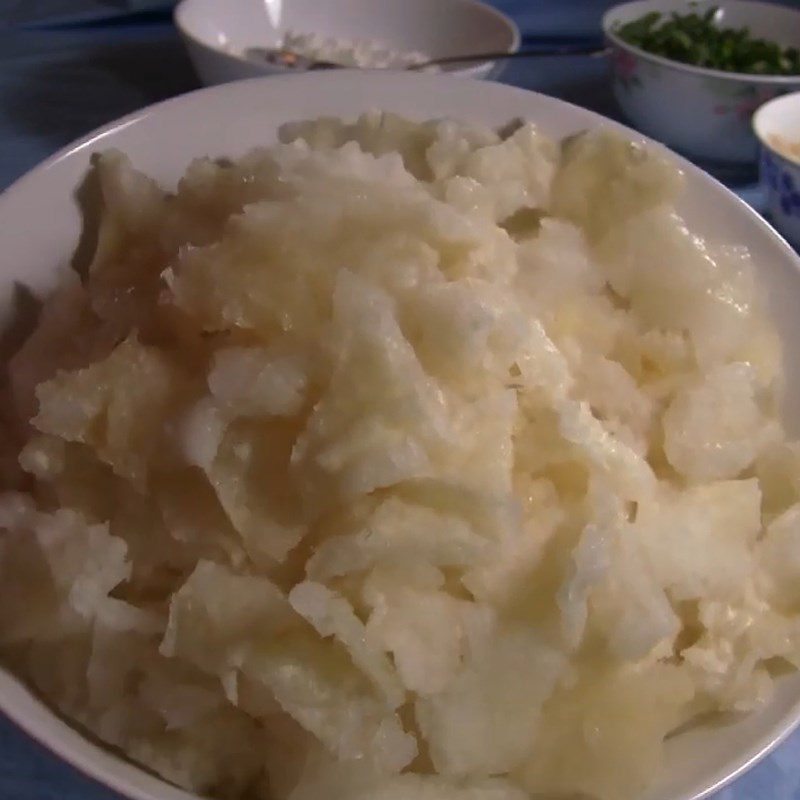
{"left": 1, "top": 111, "right": 800, "bottom": 800}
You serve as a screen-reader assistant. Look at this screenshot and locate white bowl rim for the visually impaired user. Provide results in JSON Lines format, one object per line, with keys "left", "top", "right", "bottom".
{"left": 753, "top": 90, "right": 800, "bottom": 163}
{"left": 0, "top": 702, "right": 192, "bottom": 800}
{"left": 1, "top": 68, "right": 800, "bottom": 800}
{"left": 173, "top": 0, "right": 521, "bottom": 74}
{"left": 694, "top": 704, "right": 800, "bottom": 800}
{"left": 602, "top": 0, "right": 800, "bottom": 85}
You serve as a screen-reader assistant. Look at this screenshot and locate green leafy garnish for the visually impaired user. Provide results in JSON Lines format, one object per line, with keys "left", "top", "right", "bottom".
{"left": 615, "top": 6, "right": 800, "bottom": 75}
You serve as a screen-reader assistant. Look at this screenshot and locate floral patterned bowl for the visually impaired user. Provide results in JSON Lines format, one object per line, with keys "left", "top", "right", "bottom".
{"left": 754, "top": 92, "right": 800, "bottom": 248}
{"left": 602, "top": 0, "right": 800, "bottom": 164}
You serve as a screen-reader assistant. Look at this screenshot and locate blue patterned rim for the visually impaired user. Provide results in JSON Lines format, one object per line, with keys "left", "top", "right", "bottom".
{"left": 762, "top": 147, "right": 800, "bottom": 217}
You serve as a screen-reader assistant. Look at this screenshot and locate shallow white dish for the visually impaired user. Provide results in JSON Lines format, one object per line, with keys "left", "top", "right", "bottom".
{"left": 603, "top": 0, "right": 800, "bottom": 165}
{"left": 2, "top": 70, "right": 800, "bottom": 800}
{"left": 174, "top": 0, "right": 520, "bottom": 85}
{"left": 754, "top": 91, "right": 800, "bottom": 249}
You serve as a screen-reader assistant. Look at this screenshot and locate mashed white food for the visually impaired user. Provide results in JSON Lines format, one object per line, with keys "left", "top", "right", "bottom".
{"left": 277, "top": 31, "right": 433, "bottom": 70}
{"left": 1, "top": 112, "right": 799, "bottom": 800}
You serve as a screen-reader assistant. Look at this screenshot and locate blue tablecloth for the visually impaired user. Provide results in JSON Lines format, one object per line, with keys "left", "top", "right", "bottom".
{"left": 0, "top": 2, "right": 799, "bottom": 799}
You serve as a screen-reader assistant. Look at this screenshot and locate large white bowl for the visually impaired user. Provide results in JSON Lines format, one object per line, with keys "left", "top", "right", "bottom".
{"left": 2, "top": 70, "right": 800, "bottom": 800}
{"left": 174, "top": 0, "right": 520, "bottom": 85}
{"left": 603, "top": 0, "right": 800, "bottom": 165}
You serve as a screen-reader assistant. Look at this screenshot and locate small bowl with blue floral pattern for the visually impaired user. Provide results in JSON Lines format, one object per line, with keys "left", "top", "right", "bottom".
{"left": 603, "top": 0, "right": 800, "bottom": 166}
{"left": 754, "top": 92, "right": 800, "bottom": 249}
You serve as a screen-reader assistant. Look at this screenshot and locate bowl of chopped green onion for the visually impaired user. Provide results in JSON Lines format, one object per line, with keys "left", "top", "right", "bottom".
{"left": 603, "top": 0, "right": 800, "bottom": 164}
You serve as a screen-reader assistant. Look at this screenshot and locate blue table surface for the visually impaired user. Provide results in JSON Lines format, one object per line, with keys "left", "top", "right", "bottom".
{"left": 1, "top": 1, "right": 799, "bottom": 799}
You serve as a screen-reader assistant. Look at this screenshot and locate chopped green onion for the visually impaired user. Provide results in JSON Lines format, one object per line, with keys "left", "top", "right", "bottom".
{"left": 615, "top": 7, "right": 800, "bottom": 76}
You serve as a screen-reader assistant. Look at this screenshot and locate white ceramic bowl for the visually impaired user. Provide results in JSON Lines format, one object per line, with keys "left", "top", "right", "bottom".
{"left": 603, "top": 0, "right": 800, "bottom": 164}
{"left": 2, "top": 70, "right": 800, "bottom": 800}
{"left": 174, "top": 0, "right": 520, "bottom": 85}
{"left": 754, "top": 91, "right": 800, "bottom": 249}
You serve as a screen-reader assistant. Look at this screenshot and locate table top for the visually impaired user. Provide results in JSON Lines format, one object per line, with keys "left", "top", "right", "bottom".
{"left": 0, "top": 2, "right": 799, "bottom": 799}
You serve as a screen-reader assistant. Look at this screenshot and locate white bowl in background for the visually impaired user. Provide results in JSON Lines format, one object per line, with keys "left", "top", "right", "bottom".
{"left": 754, "top": 91, "right": 800, "bottom": 249}
{"left": 603, "top": 0, "right": 800, "bottom": 164}
{"left": 2, "top": 70, "right": 800, "bottom": 800}
{"left": 174, "top": 0, "right": 520, "bottom": 85}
